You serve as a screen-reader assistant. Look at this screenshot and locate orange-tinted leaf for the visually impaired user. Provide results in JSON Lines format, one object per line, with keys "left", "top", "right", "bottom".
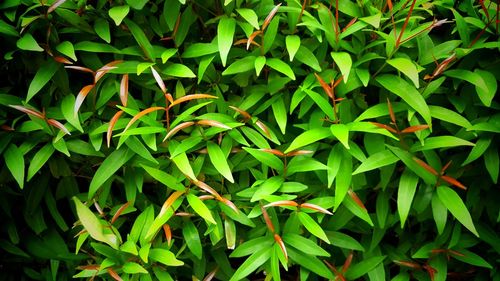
{"left": 333, "top": 76, "right": 344, "bottom": 89}
{"left": 163, "top": 224, "right": 172, "bottom": 246}
{"left": 264, "top": 200, "right": 298, "bottom": 208}
{"left": 48, "top": 0, "right": 66, "bottom": 13}
{"left": 401, "top": 125, "right": 429, "bottom": 134}
{"left": 9, "top": 105, "right": 44, "bottom": 119}
{"left": 95, "top": 60, "right": 123, "bottom": 83}
{"left": 163, "top": 121, "right": 195, "bottom": 141}
{"left": 423, "top": 264, "right": 436, "bottom": 281}
{"left": 107, "top": 268, "right": 122, "bottom": 281}
{"left": 165, "top": 93, "right": 174, "bottom": 104}
{"left": 199, "top": 195, "right": 215, "bottom": 200}
{"left": 203, "top": 267, "right": 219, "bottom": 281}
{"left": 111, "top": 201, "right": 130, "bottom": 224}
{"left": 150, "top": 66, "right": 167, "bottom": 94}
{"left": 65, "top": 65, "right": 94, "bottom": 74}
{"left": 53, "top": 56, "right": 73, "bottom": 64}
{"left": 387, "top": 0, "right": 393, "bottom": 11}
{"left": 159, "top": 191, "right": 185, "bottom": 217}
{"left": 107, "top": 110, "right": 124, "bottom": 147}
{"left": 371, "top": 122, "right": 397, "bottom": 133}
{"left": 47, "top": 119, "right": 71, "bottom": 135}
{"left": 342, "top": 252, "right": 353, "bottom": 272}
{"left": 348, "top": 190, "right": 366, "bottom": 210}
{"left": 441, "top": 160, "right": 452, "bottom": 174}
{"left": 394, "top": 260, "right": 421, "bottom": 269}
{"left": 169, "top": 94, "right": 217, "bottom": 108}
{"left": 262, "top": 3, "right": 282, "bottom": 31}
{"left": 229, "top": 106, "right": 252, "bottom": 120}
{"left": 387, "top": 98, "right": 396, "bottom": 123}
{"left": 175, "top": 212, "right": 194, "bottom": 217}
{"left": 314, "top": 73, "right": 333, "bottom": 99}
{"left": 193, "top": 180, "right": 222, "bottom": 200}
{"left": 260, "top": 205, "right": 275, "bottom": 233}
{"left": 1, "top": 124, "right": 14, "bottom": 131}
{"left": 77, "top": 264, "right": 100, "bottom": 270}
{"left": 234, "top": 39, "right": 261, "bottom": 47}
{"left": 120, "top": 74, "right": 129, "bottom": 106}
{"left": 260, "top": 148, "right": 285, "bottom": 157}
{"left": 300, "top": 202, "right": 333, "bottom": 215}
{"left": 449, "top": 249, "right": 465, "bottom": 257}
{"left": 341, "top": 17, "right": 357, "bottom": 33}
{"left": 440, "top": 175, "right": 467, "bottom": 190}
{"left": 221, "top": 197, "right": 239, "bottom": 213}
{"left": 323, "top": 260, "right": 346, "bottom": 281}
{"left": 255, "top": 120, "right": 271, "bottom": 137}
{"left": 285, "top": 150, "right": 314, "bottom": 157}
{"left": 74, "top": 84, "right": 95, "bottom": 117}
{"left": 197, "top": 119, "right": 232, "bottom": 130}
{"left": 246, "top": 30, "right": 262, "bottom": 50}
{"left": 274, "top": 233, "right": 288, "bottom": 261}
{"left": 124, "top": 106, "right": 165, "bottom": 132}
{"left": 413, "top": 157, "right": 439, "bottom": 176}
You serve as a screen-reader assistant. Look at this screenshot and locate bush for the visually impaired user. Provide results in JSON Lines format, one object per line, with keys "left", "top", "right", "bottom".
{"left": 1, "top": 0, "right": 499, "bottom": 280}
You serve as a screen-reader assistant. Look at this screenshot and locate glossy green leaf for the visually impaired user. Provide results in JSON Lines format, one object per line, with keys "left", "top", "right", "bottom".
{"left": 236, "top": 9, "right": 259, "bottom": 29}
{"left": 345, "top": 256, "right": 386, "bottom": 280}
{"left": 94, "top": 18, "right": 111, "bottom": 43}
{"left": 353, "top": 150, "right": 398, "bottom": 175}
{"left": 187, "top": 193, "right": 216, "bottom": 224}
{"left": 124, "top": 18, "right": 155, "bottom": 61}
{"left": 56, "top": 41, "right": 77, "bottom": 61}
{"left": 397, "top": 169, "right": 419, "bottom": 228}
{"left": 266, "top": 58, "right": 295, "bottom": 80}
{"left": 431, "top": 193, "right": 447, "bottom": 235}
{"left": 251, "top": 176, "right": 284, "bottom": 201}
{"left": 445, "top": 69, "right": 497, "bottom": 107}
{"left": 229, "top": 247, "right": 272, "bottom": 281}
{"left": 286, "top": 35, "right": 300, "bottom": 61}
{"left": 331, "top": 52, "right": 352, "bottom": 83}
{"left": 287, "top": 247, "right": 334, "bottom": 279}
{"left": 429, "top": 105, "right": 471, "bottom": 128}
{"left": 141, "top": 165, "right": 184, "bottom": 191}
{"left": 298, "top": 212, "right": 330, "bottom": 244}
{"left": 243, "top": 147, "right": 283, "bottom": 171}
{"left": 207, "top": 141, "right": 234, "bottom": 183}
{"left": 163, "top": 63, "right": 196, "bottom": 78}
{"left": 410, "top": 136, "right": 474, "bottom": 152}
{"left": 222, "top": 56, "right": 256, "bottom": 76}
{"left": 437, "top": 185, "right": 478, "bottom": 236}
{"left": 284, "top": 127, "right": 330, "bottom": 154}
{"left": 149, "top": 249, "right": 184, "bottom": 266}
{"left": 271, "top": 96, "right": 287, "bottom": 134}
{"left": 17, "top": 33, "right": 43, "bottom": 52}
{"left": 217, "top": 17, "right": 236, "bottom": 67}
{"left": 283, "top": 233, "right": 330, "bottom": 256}
{"left": 27, "top": 143, "right": 54, "bottom": 181}
{"left": 27, "top": 59, "right": 59, "bottom": 102}
{"left": 183, "top": 220, "right": 202, "bottom": 259}
{"left": 343, "top": 194, "right": 374, "bottom": 226}
{"left": 122, "top": 262, "right": 148, "bottom": 274}
{"left": 330, "top": 124, "right": 350, "bottom": 149}
{"left": 484, "top": 147, "right": 499, "bottom": 183}
{"left": 3, "top": 144, "right": 24, "bottom": 189}
{"left": 387, "top": 146, "right": 436, "bottom": 185}
{"left": 295, "top": 45, "right": 321, "bottom": 71}
{"left": 387, "top": 57, "right": 419, "bottom": 88}
{"left": 109, "top": 5, "right": 130, "bottom": 26}
{"left": 171, "top": 152, "right": 197, "bottom": 180}
{"left": 326, "top": 231, "right": 365, "bottom": 251}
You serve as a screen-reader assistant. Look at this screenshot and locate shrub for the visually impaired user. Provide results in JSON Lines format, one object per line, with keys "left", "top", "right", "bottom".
{"left": 1, "top": 0, "right": 499, "bottom": 280}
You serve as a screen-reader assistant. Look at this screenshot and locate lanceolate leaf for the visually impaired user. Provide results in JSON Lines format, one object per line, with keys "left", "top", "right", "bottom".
{"left": 207, "top": 141, "right": 234, "bottom": 183}
{"left": 27, "top": 59, "right": 60, "bottom": 102}
{"left": 217, "top": 17, "right": 236, "bottom": 67}
{"left": 27, "top": 143, "right": 55, "bottom": 181}
{"left": 387, "top": 57, "right": 420, "bottom": 88}
{"left": 331, "top": 52, "right": 352, "bottom": 83}
{"left": 437, "top": 185, "right": 478, "bottom": 237}
{"left": 284, "top": 127, "right": 330, "bottom": 154}
{"left": 298, "top": 212, "right": 330, "bottom": 244}
{"left": 229, "top": 247, "right": 272, "bottom": 281}
{"left": 398, "top": 169, "right": 419, "bottom": 228}
{"left": 124, "top": 18, "right": 155, "bottom": 61}
{"left": 187, "top": 193, "right": 216, "bottom": 224}
{"left": 3, "top": 144, "right": 25, "bottom": 189}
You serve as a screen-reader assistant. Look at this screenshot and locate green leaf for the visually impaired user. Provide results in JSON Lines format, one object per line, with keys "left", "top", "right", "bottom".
{"left": 182, "top": 42, "right": 218, "bottom": 58}
{"left": 452, "top": 9, "right": 469, "bottom": 47}
{"left": 56, "top": 41, "right": 77, "bottom": 61}
{"left": 387, "top": 57, "right": 419, "bottom": 88}
{"left": 284, "top": 127, "right": 330, "bottom": 154}
{"left": 161, "top": 49, "right": 178, "bottom": 63}
{"left": 140, "top": 165, "right": 185, "bottom": 191}
{"left": 149, "top": 249, "right": 184, "bottom": 266}
{"left": 431, "top": 193, "right": 447, "bottom": 235}
{"left": 445, "top": 69, "right": 497, "bottom": 107}
{"left": 484, "top": 147, "right": 499, "bottom": 184}
{"left": 295, "top": 45, "right": 321, "bottom": 72}
{"left": 171, "top": 152, "right": 196, "bottom": 180}
{"left": 266, "top": 58, "right": 295, "bottom": 80}
{"left": 345, "top": 256, "right": 386, "bottom": 280}
{"left": 376, "top": 74, "right": 432, "bottom": 126}
{"left": 109, "top": 5, "right": 130, "bottom": 26}
{"left": 298, "top": 212, "right": 330, "bottom": 244}
{"left": 335, "top": 149, "right": 352, "bottom": 209}
{"left": 17, "top": 33, "right": 43, "bottom": 52}
{"left": 437, "top": 185, "right": 478, "bottom": 236}
{"left": 243, "top": 147, "right": 283, "bottom": 171}
{"left": 359, "top": 13, "right": 382, "bottom": 28}
{"left": 27, "top": 59, "right": 60, "bottom": 102}
{"left": 94, "top": 18, "right": 111, "bottom": 43}
{"left": 236, "top": 9, "right": 259, "bottom": 29}
{"left": 330, "top": 124, "right": 350, "bottom": 149}
{"left": 286, "top": 157, "right": 329, "bottom": 175}
{"left": 397, "top": 169, "right": 419, "bottom": 228}
{"left": 352, "top": 150, "right": 398, "bottom": 175}
{"left": 122, "top": 262, "right": 148, "bottom": 274}
{"left": 27, "top": 143, "right": 55, "bottom": 181}
{"left": 187, "top": 193, "right": 216, "bottom": 224}
{"left": 286, "top": 35, "right": 300, "bottom": 61}
{"left": 429, "top": 105, "right": 471, "bottom": 128}
{"left": 326, "top": 231, "right": 365, "bottom": 251}
{"left": 452, "top": 248, "right": 492, "bottom": 269}
{"left": 217, "top": 16, "right": 236, "bottom": 67}
{"left": 0, "top": 19, "right": 19, "bottom": 37}
{"left": 183, "top": 220, "right": 202, "bottom": 259}
{"left": 207, "top": 141, "right": 234, "bottom": 183}
{"left": 230, "top": 236, "right": 273, "bottom": 258}
{"left": 222, "top": 56, "right": 256, "bottom": 76}
{"left": 283, "top": 233, "right": 330, "bottom": 257}
{"left": 3, "top": 144, "right": 24, "bottom": 189}
{"left": 88, "top": 147, "right": 135, "bottom": 199}
{"left": 124, "top": 18, "right": 155, "bottom": 61}
{"left": 163, "top": 64, "right": 196, "bottom": 78}
{"left": 287, "top": 247, "right": 334, "bottom": 279}
{"left": 254, "top": 56, "right": 266, "bottom": 76}
{"left": 125, "top": 137, "right": 157, "bottom": 164}
{"left": 271, "top": 96, "right": 287, "bottom": 134}
{"left": 61, "top": 95, "right": 83, "bottom": 132}
{"left": 410, "top": 136, "right": 474, "bottom": 152}
{"left": 251, "top": 176, "right": 284, "bottom": 202}
{"left": 229, "top": 247, "right": 272, "bottom": 281}
{"left": 387, "top": 146, "right": 436, "bottom": 185}
{"left": 331, "top": 52, "right": 352, "bottom": 83}
{"left": 343, "top": 194, "right": 374, "bottom": 226}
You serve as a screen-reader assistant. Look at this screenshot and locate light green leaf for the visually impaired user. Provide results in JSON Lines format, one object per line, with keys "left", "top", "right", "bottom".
{"left": 109, "top": 5, "right": 130, "bottom": 26}
{"left": 266, "top": 58, "right": 295, "bottom": 80}
{"left": 27, "top": 144, "right": 54, "bottom": 181}
{"left": 243, "top": 147, "right": 283, "bottom": 171}
{"left": 484, "top": 147, "right": 499, "bottom": 184}
{"left": 429, "top": 105, "right": 471, "bottom": 128}
{"left": 452, "top": 248, "right": 492, "bottom": 269}
{"left": 345, "top": 256, "right": 386, "bottom": 280}
{"left": 387, "top": 146, "right": 436, "bottom": 184}
{"left": 295, "top": 45, "right": 321, "bottom": 72}
{"left": 284, "top": 127, "right": 330, "bottom": 154}
{"left": 431, "top": 193, "right": 447, "bottom": 235}
{"left": 237, "top": 9, "right": 259, "bottom": 29}
{"left": 229, "top": 247, "right": 272, "bottom": 281}
{"left": 397, "top": 169, "right": 419, "bottom": 228}
{"left": 207, "top": 141, "right": 234, "bottom": 183}
{"left": 359, "top": 13, "right": 382, "bottom": 28}
{"left": 217, "top": 17, "right": 236, "bottom": 67}
{"left": 171, "top": 152, "right": 197, "bottom": 180}
{"left": 122, "top": 262, "right": 148, "bottom": 274}
{"left": 222, "top": 56, "right": 256, "bottom": 76}
{"left": 437, "top": 185, "right": 478, "bottom": 236}
{"left": 376, "top": 74, "right": 432, "bottom": 126}
{"left": 287, "top": 247, "right": 334, "bottom": 279}
{"left": 187, "top": 193, "right": 216, "bottom": 224}
{"left": 298, "top": 212, "right": 330, "bottom": 244}
{"left": 140, "top": 165, "right": 185, "bottom": 191}
{"left": 163, "top": 64, "right": 196, "bottom": 78}
{"left": 17, "top": 33, "right": 43, "bottom": 52}
{"left": 251, "top": 176, "right": 284, "bottom": 202}
{"left": 352, "top": 150, "right": 398, "bottom": 175}
{"left": 88, "top": 147, "right": 134, "bottom": 199}
{"left": 326, "top": 231, "right": 365, "bottom": 251}
{"left": 124, "top": 18, "right": 155, "bottom": 61}
{"left": 61, "top": 94, "right": 83, "bottom": 132}
{"left": 94, "top": 18, "right": 111, "bottom": 43}
{"left": 271, "top": 96, "right": 287, "bottom": 134}
{"left": 56, "top": 41, "right": 77, "bottom": 61}
{"left": 0, "top": 19, "right": 19, "bottom": 37}
{"left": 410, "top": 136, "right": 474, "bottom": 152}
{"left": 161, "top": 49, "right": 178, "bottom": 63}
{"left": 183, "top": 220, "right": 202, "bottom": 259}
{"left": 330, "top": 124, "right": 350, "bottom": 149}
{"left": 182, "top": 42, "right": 217, "bottom": 58}
{"left": 343, "top": 193, "right": 373, "bottom": 226}
{"left": 286, "top": 35, "right": 300, "bottom": 61}
{"left": 283, "top": 233, "right": 330, "bottom": 257}
{"left": 445, "top": 69, "right": 497, "bottom": 107}
{"left": 335, "top": 149, "right": 352, "bottom": 209}
{"left": 149, "top": 249, "right": 184, "bottom": 266}
{"left": 254, "top": 56, "right": 266, "bottom": 76}
{"left": 387, "top": 57, "right": 419, "bottom": 88}
{"left": 27, "top": 59, "right": 59, "bottom": 102}
{"left": 331, "top": 52, "right": 352, "bottom": 83}
{"left": 3, "top": 144, "right": 24, "bottom": 189}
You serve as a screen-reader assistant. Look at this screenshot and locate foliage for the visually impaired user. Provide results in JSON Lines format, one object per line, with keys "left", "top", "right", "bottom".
{"left": 1, "top": 0, "right": 500, "bottom": 280}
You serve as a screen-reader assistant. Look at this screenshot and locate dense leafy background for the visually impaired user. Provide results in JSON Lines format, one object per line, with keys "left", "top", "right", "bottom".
{"left": 1, "top": 0, "right": 500, "bottom": 280}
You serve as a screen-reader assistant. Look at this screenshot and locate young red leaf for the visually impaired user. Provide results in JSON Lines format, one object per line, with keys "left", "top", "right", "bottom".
{"left": 441, "top": 160, "right": 452, "bottom": 174}
{"left": 264, "top": 200, "right": 298, "bottom": 208}
{"left": 163, "top": 224, "right": 172, "bottom": 246}
{"left": 163, "top": 121, "right": 195, "bottom": 141}
{"left": 300, "top": 203, "right": 333, "bottom": 215}
{"left": 47, "top": 0, "right": 66, "bottom": 13}
{"left": 394, "top": 260, "right": 422, "bottom": 269}
{"left": 120, "top": 74, "right": 129, "bottom": 107}
{"left": 387, "top": 98, "right": 396, "bottom": 123}
{"left": 47, "top": 119, "right": 71, "bottom": 135}
{"left": 65, "top": 65, "right": 95, "bottom": 74}
{"left": 260, "top": 148, "right": 285, "bottom": 157}
{"left": 370, "top": 122, "right": 397, "bottom": 133}
{"left": 400, "top": 125, "right": 429, "bottom": 134}
{"left": 260, "top": 205, "right": 275, "bottom": 233}
{"left": 341, "top": 17, "right": 357, "bottom": 33}
{"left": 285, "top": 150, "right": 314, "bottom": 157}
{"left": 168, "top": 94, "right": 217, "bottom": 108}
{"left": 342, "top": 252, "right": 354, "bottom": 273}
{"left": 221, "top": 197, "right": 239, "bottom": 213}
{"left": 274, "top": 233, "right": 288, "bottom": 261}
{"left": 314, "top": 73, "right": 334, "bottom": 99}
{"left": 159, "top": 191, "right": 185, "bottom": 217}
{"left": 440, "top": 175, "right": 467, "bottom": 190}
{"left": 246, "top": 30, "right": 262, "bottom": 50}
{"left": 262, "top": 3, "right": 282, "bottom": 31}
{"left": 95, "top": 60, "right": 123, "bottom": 83}
{"left": 347, "top": 190, "right": 367, "bottom": 210}
{"left": 74, "top": 84, "right": 94, "bottom": 117}
{"left": 107, "top": 110, "right": 124, "bottom": 147}
{"left": 123, "top": 106, "right": 165, "bottom": 132}
{"left": 9, "top": 105, "right": 44, "bottom": 119}
{"left": 203, "top": 267, "right": 218, "bottom": 281}
{"left": 193, "top": 180, "right": 222, "bottom": 200}
{"left": 53, "top": 56, "right": 73, "bottom": 64}
{"left": 107, "top": 268, "right": 123, "bottom": 281}
{"left": 255, "top": 120, "right": 271, "bottom": 138}
{"left": 196, "top": 119, "right": 232, "bottom": 130}
{"left": 413, "top": 157, "right": 439, "bottom": 176}
{"left": 229, "top": 106, "right": 252, "bottom": 120}
{"left": 110, "top": 201, "right": 130, "bottom": 224}
{"left": 234, "top": 38, "right": 261, "bottom": 48}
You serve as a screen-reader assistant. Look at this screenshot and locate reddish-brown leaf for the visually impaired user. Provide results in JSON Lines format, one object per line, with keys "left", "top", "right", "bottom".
{"left": 260, "top": 148, "right": 285, "bottom": 157}
{"left": 413, "top": 157, "right": 439, "bottom": 176}
{"left": 94, "top": 60, "right": 123, "bottom": 83}
{"left": 233, "top": 38, "right": 261, "bottom": 47}
{"left": 341, "top": 17, "right": 357, "bottom": 33}
{"left": 264, "top": 200, "right": 298, "bottom": 208}
{"left": 274, "top": 233, "right": 288, "bottom": 261}
{"left": 262, "top": 3, "right": 282, "bottom": 31}
{"left": 120, "top": 74, "right": 129, "bottom": 107}
{"left": 370, "top": 122, "right": 397, "bottom": 133}
{"left": 441, "top": 160, "right": 452, "bottom": 174}
{"left": 197, "top": 119, "right": 232, "bottom": 130}
{"left": 314, "top": 73, "right": 334, "bottom": 99}
{"left": 163, "top": 121, "right": 195, "bottom": 141}
{"left": 163, "top": 224, "right": 172, "bottom": 246}
{"left": 423, "top": 264, "right": 436, "bottom": 281}
{"left": 387, "top": 0, "right": 393, "bottom": 11}
{"left": 9, "top": 105, "right": 44, "bottom": 119}
{"left": 1, "top": 125, "right": 14, "bottom": 131}
{"left": 111, "top": 201, "right": 130, "bottom": 224}
{"left": 286, "top": 150, "right": 314, "bottom": 157}
{"left": 169, "top": 94, "right": 217, "bottom": 108}
{"left": 47, "top": 119, "right": 71, "bottom": 135}
{"left": 47, "top": 0, "right": 66, "bottom": 13}
{"left": 107, "top": 268, "right": 123, "bottom": 281}
{"left": 449, "top": 249, "right": 465, "bottom": 257}
{"left": 198, "top": 195, "right": 215, "bottom": 200}
{"left": 194, "top": 180, "right": 222, "bottom": 200}
{"left": 77, "top": 264, "right": 100, "bottom": 271}
{"left": 221, "top": 197, "right": 239, "bottom": 213}
{"left": 159, "top": 190, "right": 185, "bottom": 217}
{"left": 107, "top": 110, "right": 124, "bottom": 147}
{"left": 401, "top": 125, "right": 429, "bottom": 134}
{"left": 300, "top": 203, "right": 333, "bottom": 215}
{"left": 348, "top": 190, "right": 366, "bottom": 210}
{"left": 255, "top": 120, "right": 271, "bottom": 138}
{"left": 323, "top": 260, "right": 346, "bottom": 281}
{"left": 394, "top": 260, "right": 422, "bottom": 269}
{"left": 150, "top": 66, "right": 167, "bottom": 94}
{"left": 74, "top": 84, "right": 95, "bottom": 117}
{"left": 53, "top": 56, "right": 73, "bottom": 64}
{"left": 123, "top": 106, "right": 165, "bottom": 132}
{"left": 342, "top": 252, "right": 354, "bottom": 273}
{"left": 229, "top": 106, "right": 252, "bottom": 120}
{"left": 440, "top": 175, "right": 467, "bottom": 190}
{"left": 65, "top": 65, "right": 94, "bottom": 74}
{"left": 387, "top": 98, "right": 396, "bottom": 123}
{"left": 260, "top": 205, "right": 275, "bottom": 233}
{"left": 246, "top": 30, "right": 262, "bottom": 50}
{"left": 202, "top": 267, "right": 219, "bottom": 281}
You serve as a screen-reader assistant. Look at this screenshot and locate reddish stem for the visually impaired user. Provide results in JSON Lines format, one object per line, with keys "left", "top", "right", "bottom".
{"left": 396, "top": 0, "right": 417, "bottom": 48}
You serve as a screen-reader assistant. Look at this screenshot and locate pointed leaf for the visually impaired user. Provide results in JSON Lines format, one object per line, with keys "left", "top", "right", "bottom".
{"left": 331, "top": 52, "right": 352, "bottom": 83}
{"left": 286, "top": 35, "right": 300, "bottom": 61}
{"left": 398, "top": 169, "right": 419, "bottom": 227}
{"left": 217, "top": 17, "right": 236, "bottom": 67}
{"left": 266, "top": 58, "right": 295, "bottom": 80}
{"left": 4, "top": 144, "right": 24, "bottom": 189}
{"left": 109, "top": 5, "right": 129, "bottom": 26}
{"left": 187, "top": 193, "right": 216, "bottom": 224}
{"left": 298, "top": 212, "right": 330, "bottom": 244}
{"left": 437, "top": 185, "right": 478, "bottom": 236}
{"left": 207, "top": 141, "right": 234, "bottom": 183}
{"left": 284, "top": 127, "right": 330, "bottom": 154}
{"left": 27, "top": 59, "right": 60, "bottom": 102}
{"left": 387, "top": 57, "right": 420, "bottom": 88}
